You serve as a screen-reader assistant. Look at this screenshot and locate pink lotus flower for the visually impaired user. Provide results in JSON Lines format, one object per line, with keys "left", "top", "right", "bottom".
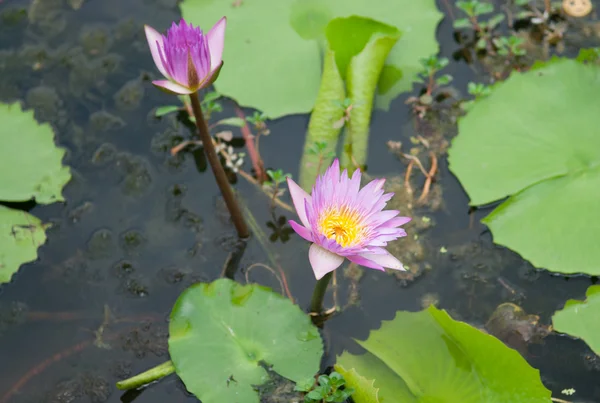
{"left": 288, "top": 160, "right": 411, "bottom": 280}
{"left": 144, "top": 18, "right": 226, "bottom": 95}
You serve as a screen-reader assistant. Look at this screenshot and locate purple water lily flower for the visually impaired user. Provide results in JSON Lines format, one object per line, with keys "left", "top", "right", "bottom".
{"left": 287, "top": 160, "right": 411, "bottom": 280}
{"left": 144, "top": 17, "right": 226, "bottom": 95}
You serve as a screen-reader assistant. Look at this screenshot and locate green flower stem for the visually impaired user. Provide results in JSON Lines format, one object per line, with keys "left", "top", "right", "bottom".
{"left": 310, "top": 271, "right": 333, "bottom": 314}
{"left": 116, "top": 360, "right": 175, "bottom": 390}
{"left": 189, "top": 93, "right": 249, "bottom": 239}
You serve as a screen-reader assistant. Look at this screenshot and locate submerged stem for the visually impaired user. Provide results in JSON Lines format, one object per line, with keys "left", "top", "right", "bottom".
{"left": 310, "top": 272, "right": 333, "bottom": 314}
{"left": 189, "top": 93, "right": 250, "bottom": 238}
{"left": 116, "top": 360, "right": 175, "bottom": 390}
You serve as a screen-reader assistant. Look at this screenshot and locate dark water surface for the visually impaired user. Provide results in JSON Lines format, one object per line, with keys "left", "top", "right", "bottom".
{"left": 1, "top": 0, "right": 599, "bottom": 402}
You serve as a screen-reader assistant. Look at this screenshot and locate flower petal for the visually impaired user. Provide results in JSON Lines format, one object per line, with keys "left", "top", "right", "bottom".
{"left": 207, "top": 17, "right": 226, "bottom": 72}
{"left": 289, "top": 220, "right": 313, "bottom": 242}
{"left": 309, "top": 244, "right": 344, "bottom": 280}
{"left": 287, "top": 177, "right": 311, "bottom": 228}
{"left": 144, "top": 25, "right": 170, "bottom": 79}
{"left": 346, "top": 254, "right": 385, "bottom": 271}
{"left": 200, "top": 61, "right": 224, "bottom": 90}
{"left": 152, "top": 80, "right": 194, "bottom": 95}
{"left": 360, "top": 251, "right": 405, "bottom": 271}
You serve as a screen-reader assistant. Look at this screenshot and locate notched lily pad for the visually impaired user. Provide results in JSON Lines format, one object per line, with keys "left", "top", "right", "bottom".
{"left": 336, "top": 305, "right": 551, "bottom": 403}
{"left": 552, "top": 285, "right": 600, "bottom": 356}
{"left": 0, "top": 101, "right": 71, "bottom": 204}
{"left": 448, "top": 58, "right": 600, "bottom": 275}
{"left": 0, "top": 206, "right": 48, "bottom": 284}
{"left": 168, "top": 278, "right": 323, "bottom": 403}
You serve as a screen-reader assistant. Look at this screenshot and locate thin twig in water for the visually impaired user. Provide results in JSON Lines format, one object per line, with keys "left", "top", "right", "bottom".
{"left": 236, "top": 169, "right": 294, "bottom": 213}
{"left": 245, "top": 263, "right": 293, "bottom": 301}
{"left": 551, "top": 398, "right": 573, "bottom": 403}
{"left": 235, "top": 105, "right": 267, "bottom": 183}
{"left": 417, "top": 151, "right": 438, "bottom": 203}
{"left": 403, "top": 154, "right": 429, "bottom": 177}
{"left": 404, "top": 159, "right": 414, "bottom": 195}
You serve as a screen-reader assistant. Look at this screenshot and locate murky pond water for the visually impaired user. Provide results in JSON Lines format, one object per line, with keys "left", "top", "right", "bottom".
{"left": 1, "top": 0, "right": 600, "bottom": 402}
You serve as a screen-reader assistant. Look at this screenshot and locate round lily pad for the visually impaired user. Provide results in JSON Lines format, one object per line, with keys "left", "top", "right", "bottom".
{"left": 180, "top": 0, "right": 442, "bottom": 118}
{"left": 0, "top": 206, "right": 47, "bottom": 284}
{"left": 0, "top": 102, "right": 71, "bottom": 204}
{"left": 552, "top": 285, "right": 600, "bottom": 356}
{"left": 168, "top": 278, "right": 323, "bottom": 403}
{"left": 337, "top": 305, "right": 551, "bottom": 403}
{"left": 448, "top": 58, "right": 600, "bottom": 275}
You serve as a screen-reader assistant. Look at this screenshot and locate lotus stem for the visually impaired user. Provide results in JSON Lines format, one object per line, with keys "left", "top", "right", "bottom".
{"left": 116, "top": 360, "right": 175, "bottom": 390}
{"left": 310, "top": 272, "right": 333, "bottom": 314}
{"left": 189, "top": 93, "right": 250, "bottom": 239}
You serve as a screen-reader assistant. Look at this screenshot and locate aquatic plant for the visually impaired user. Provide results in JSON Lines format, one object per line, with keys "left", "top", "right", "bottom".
{"left": 287, "top": 159, "right": 410, "bottom": 312}
{"left": 180, "top": 0, "right": 442, "bottom": 118}
{"left": 453, "top": 0, "right": 505, "bottom": 51}
{"left": 449, "top": 56, "right": 600, "bottom": 276}
{"left": 144, "top": 18, "right": 249, "bottom": 238}
{"left": 336, "top": 305, "right": 552, "bottom": 402}
{"left": 295, "top": 372, "right": 355, "bottom": 403}
{"left": 0, "top": 102, "right": 71, "bottom": 284}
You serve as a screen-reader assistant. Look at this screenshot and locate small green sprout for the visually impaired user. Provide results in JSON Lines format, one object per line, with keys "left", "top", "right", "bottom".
{"left": 295, "top": 372, "right": 355, "bottom": 403}
{"left": 263, "top": 169, "right": 291, "bottom": 188}
{"left": 454, "top": 0, "right": 503, "bottom": 30}
{"left": 456, "top": 0, "right": 494, "bottom": 17}
{"left": 246, "top": 111, "right": 270, "bottom": 135}
{"left": 263, "top": 169, "right": 292, "bottom": 204}
{"left": 454, "top": 0, "right": 505, "bottom": 51}
{"left": 416, "top": 55, "right": 453, "bottom": 91}
{"left": 201, "top": 91, "right": 223, "bottom": 118}
{"left": 307, "top": 141, "right": 336, "bottom": 159}
{"left": 246, "top": 111, "right": 267, "bottom": 126}
{"left": 493, "top": 35, "right": 526, "bottom": 56}
{"left": 467, "top": 82, "right": 492, "bottom": 98}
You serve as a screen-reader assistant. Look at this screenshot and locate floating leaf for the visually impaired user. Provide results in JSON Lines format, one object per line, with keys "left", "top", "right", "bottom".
{"left": 0, "top": 206, "right": 47, "bottom": 284}
{"left": 337, "top": 305, "right": 551, "bottom": 403}
{"left": 552, "top": 285, "right": 600, "bottom": 355}
{"left": 0, "top": 102, "right": 71, "bottom": 204}
{"left": 180, "top": 0, "right": 442, "bottom": 118}
{"left": 448, "top": 58, "right": 600, "bottom": 275}
{"left": 168, "top": 278, "right": 323, "bottom": 403}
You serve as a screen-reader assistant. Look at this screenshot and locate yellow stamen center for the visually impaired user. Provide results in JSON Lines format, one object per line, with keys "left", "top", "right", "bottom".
{"left": 318, "top": 206, "right": 364, "bottom": 247}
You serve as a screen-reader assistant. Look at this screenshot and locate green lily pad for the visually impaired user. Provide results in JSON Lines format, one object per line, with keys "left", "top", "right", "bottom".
{"left": 180, "top": 0, "right": 442, "bottom": 118}
{"left": 336, "top": 305, "right": 551, "bottom": 403}
{"left": 334, "top": 366, "right": 379, "bottom": 403}
{"left": 0, "top": 102, "right": 71, "bottom": 204}
{"left": 168, "top": 278, "right": 323, "bottom": 403}
{"left": 448, "top": 58, "right": 600, "bottom": 275}
{"left": 552, "top": 285, "right": 600, "bottom": 355}
{"left": 0, "top": 206, "right": 48, "bottom": 284}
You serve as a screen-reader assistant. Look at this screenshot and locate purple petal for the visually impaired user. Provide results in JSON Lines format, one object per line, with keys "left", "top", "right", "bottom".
{"left": 152, "top": 80, "right": 194, "bottom": 95}
{"left": 199, "top": 61, "right": 223, "bottom": 90}
{"left": 380, "top": 216, "right": 411, "bottom": 228}
{"left": 144, "top": 25, "right": 170, "bottom": 79}
{"left": 309, "top": 244, "right": 344, "bottom": 280}
{"left": 289, "top": 220, "right": 313, "bottom": 242}
{"left": 287, "top": 177, "right": 311, "bottom": 228}
{"left": 207, "top": 17, "right": 226, "bottom": 72}
{"left": 346, "top": 254, "right": 385, "bottom": 271}
{"left": 360, "top": 251, "right": 405, "bottom": 270}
